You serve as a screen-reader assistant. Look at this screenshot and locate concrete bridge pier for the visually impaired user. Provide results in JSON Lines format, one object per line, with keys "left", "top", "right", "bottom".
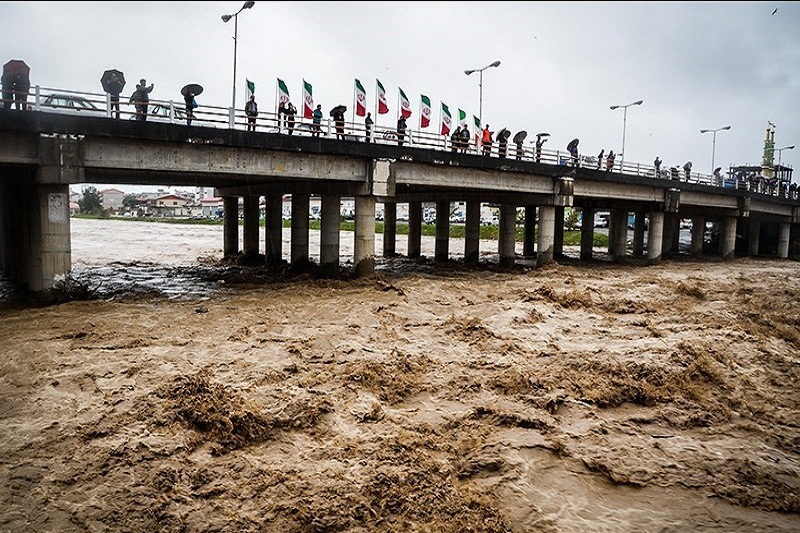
{"left": 523, "top": 205, "right": 537, "bottom": 257}
{"left": 537, "top": 205, "right": 556, "bottom": 267}
{"left": 721, "top": 216, "right": 737, "bottom": 261}
{"left": 632, "top": 212, "right": 646, "bottom": 256}
{"left": 611, "top": 208, "right": 628, "bottom": 262}
{"left": 691, "top": 216, "right": 705, "bottom": 257}
{"left": 747, "top": 219, "right": 761, "bottom": 256}
{"left": 242, "top": 194, "right": 260, "bottom": 259}
{"left": 0, "top": 179, "right": 71, "bottom": 292}
{"left": 580, "top": 206, "right": 595, "bottom": 260}
{"left": 291, "top": 193, "right": 310, "bottom": 268}
{"left": 662, "top": 214, "right": 678, "bottom": 257}
{"left": 498, "top": 203, "right": 517, "bottom": 268}
{"left": 382, "top": 202, "right": 397, "bottom": 257}
{"left": 354, "top": 195, "right": 375, "bottom": 276}
{"left": 223, "top": 196, "right": 239, "bottom": 258}
{"left": 777, "top": 221, "right": 790, "bottom": 259}
{"left": 407, "top": 201, "right": 422, "bottom": 259}
{"left": 264, "top": 193, "right": 283, "bottom": 268}
{"left": 435, "top": 200, "right": 450, "bottom": 262}
{"left": 464, "top": 200, "right": 481, "bottom": 265}
{"left": 319, "top": 194, "right": 341, "bottom": 275}
{"left": 647, "top": 211, "right": 665, "bottom": 265}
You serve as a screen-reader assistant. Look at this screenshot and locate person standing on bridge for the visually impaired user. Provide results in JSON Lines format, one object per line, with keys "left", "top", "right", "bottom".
{"left": 364, "top": 112, "right": 374, "bottom": 143}
{"left": 597, "top": 149, "right": 604, "bottom": 170}
{"left": 397, "top": 115, "right": 408, "bottom": 146}
{"left": 481, "top": 125, "right": 493, "bottom": 156}
{"left": 683, "top": 161, "right": 692, "bottom": 181}
{"left": 184, "top": 91, "right": 197, "bottom": 126}
{"left": 606, "top": 150, "right": 615, "bottom": 171}
{"left": 245, "top": 94, "right": 258, "bottom": 132}
{"left": 567, "top": 138, "right": 580, "bottom": 167}
{"left": 130, "top": 79, "right": 153, "bottom": 121}
{"left": 286, "top": 101, "right": 297, "bottom": 135}
{"left": 312, "top": 104, "right": 323, "bottom": 136}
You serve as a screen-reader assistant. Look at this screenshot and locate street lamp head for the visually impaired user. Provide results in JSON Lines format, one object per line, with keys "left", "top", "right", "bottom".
{"left": 722, "top": 125, "right": 731, "bottom": 131}
{"left": 242, "top": 0, "right": 255, "bottom": 9}
{"left": 610, "top": 105, "right": 619, "bottom": 110}
{"left": 633, "top": 100, "right": 643, "bottom": 106}
{"left": 489, "top": 60, "right": 501, "bottom": 68}
{"left": 700, "top": 129, "right": 710, "bottom": 133}
{"left": 221, "top": 13, "right": 232, "bottom": 22}
{"left": 465, "top": 69, "right": 475, "bottom": 75}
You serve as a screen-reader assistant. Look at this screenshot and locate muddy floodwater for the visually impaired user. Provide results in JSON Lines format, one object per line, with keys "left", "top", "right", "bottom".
{"left": 0, "top": 218, "right": 798, "bottom": 533}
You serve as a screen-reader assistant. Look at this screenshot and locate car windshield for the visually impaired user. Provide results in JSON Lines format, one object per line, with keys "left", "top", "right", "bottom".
{"left": 44, "top": 95, "right": 99, "bottom": 110}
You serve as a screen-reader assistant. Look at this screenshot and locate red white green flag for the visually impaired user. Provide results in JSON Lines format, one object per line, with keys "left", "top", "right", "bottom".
{"left": 441, "top": 102, "right": 452, "bottom": 136}
{"left": 474, "top": 115, "right": 481, "bottom": 146}
{"left": 458, "top": 108, "right": 467, "bottom": 127}
{"left": 420, "top": 95, "right": 431, "bottom": 128}
{"left": 302, "top": 79, "right": 313, "bottom": 119}
{"left": 399, "top": 87, "right": 412, "bottom": 119}
{"left": 354, "top": 79, "right": 367, "bottom": 117}
{"left": 376, "top": 79, "right": 389, "bottom": 114}
{"left": 277, "top": 78, "right": 289, "bottom": 105}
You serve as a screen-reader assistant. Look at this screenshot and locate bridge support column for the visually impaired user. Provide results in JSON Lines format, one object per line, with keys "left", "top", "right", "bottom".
{"left": 537, "top": 205, "right": 555, "bottom": 267}
{"left": 291, "top": 193, "right": 310, "bottom": 268}
{"left": 721, "top": 216, "right": 737, "bottom": 261}
{"left": 523, "top": 205, "right": 537, "bottom": 257}
{"left": 354, "top": 195, "right": 375, "bottom": 277}
{"left": 691, "top": 216, "right": 705, "bottom": 257}
{"left": 408, "top": 201, "right": 422, "bottom": 259}
{"left": 632, "top": 212, "right": 646, "bottom": 256}
{"left": 6, "top": 183, "right": 72, "bottom": 292}
{"left": 464, "top": 201, "right": 480, "bottom": 265}
{"left": 499, "top": 203, "right": 517, "bottom": 268}
{"left": 747, "top": 219, "right": 760, "bottom": 256}
{"left": 553, "top": 206, "right": 564, "bottom": 258}
{"left": 242, "top": 195, "right": 260, "bottom": 258}
{"left": 435, "top": 200, "right": 450, "bottom": 262}
{"left": 777, "top": 221, "right": 790, "bottom": 259}
{"left": 264, "top": 194, "right": 283, "bottom": 268}
{"left": 580, "top": 206, "right": 594, "bottom": 260}
{"left": 611, "top": 209, "right": 628, "bottom": 262}
{"left": 320, "top": 195, "right": 341, "bottom": 275}
{"left": 223, "top": 196, "right": 239, "bottom": 258}
{"left": 662, "top": 214, "right": 677, "bottom": 257}
{"left": 382, "top": 202, "right": 397, "bottom": 257}
{"left": 647, "top": 211, "right": 664, "bottom": 265}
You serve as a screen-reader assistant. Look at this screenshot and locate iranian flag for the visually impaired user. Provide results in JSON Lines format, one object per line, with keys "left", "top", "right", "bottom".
{"left": 376, "top": 79, "right": 389, "bottom": 114}
{"left": 399, "top": 87, "right": 412, "bottom": 118}
{"left": 246, "top": 79, "right": 255, "bottom": 99}
{"left": 277, "top": 78, "right": 289, "bottom": 105}
{"left": 441, "top": 102, "right": 452, "bottom": 136}
{"left": 420, "top": 95, "right": 431, "bottom": 128}
{"left": 302, "top": 79, "right": 313, "bottom": 119}
{"left": 354, "top": 79, "right": 367, "bottom": 117}
{"left": 474, "top": 115, "right": 481, "bottom": 147}
{"left": 458, "top": 108, "right": 467, "bottom": 127}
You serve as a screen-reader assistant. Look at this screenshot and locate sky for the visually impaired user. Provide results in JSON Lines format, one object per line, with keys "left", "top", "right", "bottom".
{"left": 2, "top": 1, "right": 799, "bottom": 191}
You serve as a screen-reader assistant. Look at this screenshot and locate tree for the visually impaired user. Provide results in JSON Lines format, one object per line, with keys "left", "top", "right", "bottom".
{"left": 564, "top": 207, "right": 581, "bottom": 230}
{"left": 78, "top": 186, "right": 104, "bottom": 215}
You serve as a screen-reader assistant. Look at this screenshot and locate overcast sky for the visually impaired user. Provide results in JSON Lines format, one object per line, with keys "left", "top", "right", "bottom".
{"left": 2, "top": 1, "right": 798, "bottom": 187}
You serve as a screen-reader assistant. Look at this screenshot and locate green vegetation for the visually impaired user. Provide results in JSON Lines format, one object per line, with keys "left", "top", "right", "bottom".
{"left": 73, "top": 214, "right": 609, "bottom": 246}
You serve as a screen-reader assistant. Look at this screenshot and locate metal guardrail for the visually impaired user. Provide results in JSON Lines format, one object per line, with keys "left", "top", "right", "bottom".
{"left": 3, "top": 85, "right": 797, "bottom": 200}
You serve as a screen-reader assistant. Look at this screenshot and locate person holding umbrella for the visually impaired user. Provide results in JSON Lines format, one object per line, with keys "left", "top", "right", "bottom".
{"left": 101, "top": 69, "right": 125, "bottom": 119}
{"left": 567, "top": 138, "right": 580, "bottom": 167}
{"left": 331, "top": 105, "right": 346, "bottom": 139}
{"left": 180, "top": 84, "right": 202, "bottom": 127}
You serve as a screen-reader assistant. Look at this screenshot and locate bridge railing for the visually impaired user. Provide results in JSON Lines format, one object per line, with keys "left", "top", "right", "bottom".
{"left": 5, "top": 85, "right": 797, "bottom": 198}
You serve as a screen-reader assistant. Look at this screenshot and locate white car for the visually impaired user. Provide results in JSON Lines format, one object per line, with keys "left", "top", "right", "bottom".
{"left": 41, "top": 94, "right": 104, "bottom": 116}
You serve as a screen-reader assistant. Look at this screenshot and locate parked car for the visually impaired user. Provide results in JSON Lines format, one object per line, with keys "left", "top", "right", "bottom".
{"left": 129, "top": 103, "right": 189, "bottom": 123}
{"left": 41, "top": 94, "right": 104, "bottom": 116}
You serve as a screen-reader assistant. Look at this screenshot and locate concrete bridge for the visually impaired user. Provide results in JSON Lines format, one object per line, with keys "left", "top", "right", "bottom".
{"left": 1, "top": 110, "right": 798, "bottom": 292}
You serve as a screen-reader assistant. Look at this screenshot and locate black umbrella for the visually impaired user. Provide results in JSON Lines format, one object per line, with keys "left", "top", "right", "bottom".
{"left": 513, "top": 131, "right": 528, "bottom": 144}
{"left": 181, "top": 83, "right": 203, "bottom": 97}
{"left": 3, "top": 59, "right": 30, "bottom": 82}
{"left": 329, "top": 105, "right": 347, "bottom": 117}
{"left": 100, "top": 69, "right": 125, "bottom": 95}
{"left": 567, "top": 138, "right": 579, "bottom": 151}
{"left": 497, "top": 128, "right": 511, "bottom": 141}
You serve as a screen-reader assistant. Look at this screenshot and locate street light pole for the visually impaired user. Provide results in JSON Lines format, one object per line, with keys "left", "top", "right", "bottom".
{"left": 609, "top": 99, "right": 643, "bottom": 170}
{"left": 700, "top": 125, "right": 732, "bottom": 173}
{"left": 222, "top": 1, "right": 255, "bottom": 115}
{"left": 465, "top": 60, "right": 501, "bottom": 130}
{"left": 775, "top": 145, "right": 795, "bottom": 169}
